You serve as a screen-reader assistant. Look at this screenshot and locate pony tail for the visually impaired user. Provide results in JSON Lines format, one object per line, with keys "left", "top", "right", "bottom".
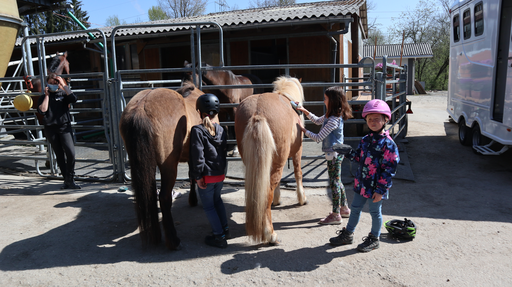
{"left": 119, "top": 101, "right": 161, "bottom": 246}
{"left": 242, "top": 115, "right": 276, "bottom": 243}
{"left": 202, "top": 115, "right": 216, "bottom": 136}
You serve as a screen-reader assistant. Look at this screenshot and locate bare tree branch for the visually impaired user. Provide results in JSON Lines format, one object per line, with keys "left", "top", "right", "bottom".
{"left": 158, "top": 0, "right": 207, "bottom": 18}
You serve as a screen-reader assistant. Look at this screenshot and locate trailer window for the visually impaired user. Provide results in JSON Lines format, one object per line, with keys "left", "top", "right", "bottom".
{"left": 453, "top": 14, "right": 460, "bottom": 42}
{"left": 463, "top": 9, "right": 471, "bottom": 39}
{"left": 474, "top": 2, "right": 484, "bottom": 36}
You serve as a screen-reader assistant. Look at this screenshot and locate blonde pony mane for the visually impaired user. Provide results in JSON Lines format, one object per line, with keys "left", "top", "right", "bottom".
{"left": 272, "top": 76, "right": 304, "bottom": 103}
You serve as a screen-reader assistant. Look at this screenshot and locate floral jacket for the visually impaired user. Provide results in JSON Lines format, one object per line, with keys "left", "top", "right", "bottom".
{"left": 346, "top": 131, "right": 400, "bottom": 199}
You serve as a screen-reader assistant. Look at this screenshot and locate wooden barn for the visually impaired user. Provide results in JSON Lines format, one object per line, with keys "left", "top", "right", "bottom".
{"left": 12, "top": 0, "right": 368, "bottom": 101}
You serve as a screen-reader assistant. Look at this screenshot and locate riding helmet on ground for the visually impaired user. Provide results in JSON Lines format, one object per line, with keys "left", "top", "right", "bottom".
{"left": 384, "top": 218, "right": 417, "bottom": 240}
{"left": 196, "top": 93, "right": 220, "bottom": 116}
{"left": 362, "top": 99, "right": 391, "bottom": 120}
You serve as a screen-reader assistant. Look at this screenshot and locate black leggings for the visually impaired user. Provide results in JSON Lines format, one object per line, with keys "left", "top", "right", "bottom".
{"left": 45, "top": 125, "right": 75, "bottom": 176}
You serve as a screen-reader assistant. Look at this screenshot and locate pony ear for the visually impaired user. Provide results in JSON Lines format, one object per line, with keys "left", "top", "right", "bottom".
{"left": 299, "top": 78, "right": 302, "bottom": 83}
{"left": 176, "top": 84, "right": 195, "bottom": 97}
{"left": 184, "top": 60, "right": 190, "bottom": 66}
{"left": 63, "top": 51, "right": 68, "bottom": 58}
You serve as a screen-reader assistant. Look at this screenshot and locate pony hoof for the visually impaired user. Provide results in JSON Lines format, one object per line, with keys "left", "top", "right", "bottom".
{"left": 272, "top": 201, "right": 281, "bottom": 206}
{"left": 268, "top": 240, "right": 281, "bottom": 246}
{"left": 167, "top": 241, "right": 182, "bottom": 251}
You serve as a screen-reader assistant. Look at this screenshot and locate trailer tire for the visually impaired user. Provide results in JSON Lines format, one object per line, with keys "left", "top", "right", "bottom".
{"left": 458, "top": 119, "right": 472, "bottom": 146}
{"left": 471, "top": 123, "right": 491, "bottom": 148}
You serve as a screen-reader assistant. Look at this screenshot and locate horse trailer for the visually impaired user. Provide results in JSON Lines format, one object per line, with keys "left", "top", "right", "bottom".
{"left": 448, "top": 0, "right": 512, "bottom": 155}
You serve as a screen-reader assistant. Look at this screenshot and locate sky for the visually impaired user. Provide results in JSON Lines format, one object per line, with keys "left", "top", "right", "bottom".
{"left": 80, "top": 0, "right": 433, "bottom": 33}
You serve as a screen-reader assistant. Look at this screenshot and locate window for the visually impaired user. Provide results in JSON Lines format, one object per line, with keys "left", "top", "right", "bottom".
{"left": 463, "top": 9, "right": 471, "bottom": 39}
{"left": 474, "top": 2, "right": 484, "bottom": 36}
{"left": 453, "top": 14, "right": 460, "bottom": 42}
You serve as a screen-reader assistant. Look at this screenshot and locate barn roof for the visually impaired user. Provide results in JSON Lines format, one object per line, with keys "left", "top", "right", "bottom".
{"left": 363, "top": 43, "right": 434, "bottom": 59}
{"left": 17, "top": 0, "right": 367, "bottom": 45}
{"left": 17, "top": 0, "right": 67, "bottom": 16}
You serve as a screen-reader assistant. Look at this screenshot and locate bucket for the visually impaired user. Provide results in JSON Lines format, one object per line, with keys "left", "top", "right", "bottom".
{"left": 0, "top": 0, "right": 23, "bottom": 79}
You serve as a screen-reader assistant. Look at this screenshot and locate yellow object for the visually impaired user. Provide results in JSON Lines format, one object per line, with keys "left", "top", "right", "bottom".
{"left": 13, "top": 94, "right": 33, "bottom": 112}
{"left": 0, "top": 0, "right": 23, "bottom": 80}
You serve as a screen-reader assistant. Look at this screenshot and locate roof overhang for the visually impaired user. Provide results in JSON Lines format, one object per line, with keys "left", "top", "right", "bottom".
{"left": 16, "top": 0, "right": 67, "bottom": 16}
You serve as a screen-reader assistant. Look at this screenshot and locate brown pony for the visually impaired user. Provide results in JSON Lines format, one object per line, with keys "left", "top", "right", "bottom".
{"left": 119, "top": 83, "right": 203, "bottom": 250}
{"left": 183, "top": 61, "right": 258, "bottom": 104}
{"left": 234, "top": 76, "right": 306, "bottom": 245}
{"left": 183, "top": 61, "right": 262, "bottom": 154}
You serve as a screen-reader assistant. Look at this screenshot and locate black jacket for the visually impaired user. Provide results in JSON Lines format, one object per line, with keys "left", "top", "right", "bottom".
{"left": 188, "top": 123, "right": 227, "bottom": 181}
{"left": 37, "top": 89, "right": 77, "bottom": 127}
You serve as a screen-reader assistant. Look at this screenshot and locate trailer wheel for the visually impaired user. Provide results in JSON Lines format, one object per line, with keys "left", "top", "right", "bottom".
{"left": 458, "top": 119, "right": 472, "bottom": 146}
{"left": 471, "top": 123, "right": 491, "bottom": 147}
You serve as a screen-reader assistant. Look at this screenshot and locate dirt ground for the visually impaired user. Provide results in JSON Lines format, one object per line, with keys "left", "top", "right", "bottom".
{"left": 1, "top": 91, "right": 512, "bottom": 286}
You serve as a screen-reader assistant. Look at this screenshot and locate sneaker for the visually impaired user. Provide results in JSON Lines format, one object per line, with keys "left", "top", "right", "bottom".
{"left": 329, "top": 227, "right": 354, "bottom": 246}
{"left": 223, "top": 227, "right": 231, "bottom": 239}
{"left": 357, "top": 233, "right": 380, "bottom": 252}
{"left": 205, "top": 234, "right": 227, "bottom": 248}
{"left": 318, "top": 212, "right": 342, "bottom": 225}
{"left": 339, "top": 207, "right": 351, "bottom": 218}
{"left": 60, "top": 182, "right": 81, "bottom": 189}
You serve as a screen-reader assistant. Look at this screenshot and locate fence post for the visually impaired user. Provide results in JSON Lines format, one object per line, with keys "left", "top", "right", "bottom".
{"left": 375, "top": 72, "right": 385, "bottom": 100}
{"left": 399, "top": 65, "right": 407, "bottom": 138}
{"left": 109, "top": 74, "right": 125, "bottom": 183}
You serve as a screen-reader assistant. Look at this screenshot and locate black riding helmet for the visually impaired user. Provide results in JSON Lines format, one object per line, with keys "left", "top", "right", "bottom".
{"left": 196, "top": 93, "right": 220, "bottom": 116}
{"left": 384, "top": 218, "right": 417, "bottom": 240}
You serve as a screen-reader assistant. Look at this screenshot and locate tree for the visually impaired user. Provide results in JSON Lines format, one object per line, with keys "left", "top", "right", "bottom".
{"left": 388, "top": 0, "right": 450, "bottom": 90}
{"left": 214, "top": 0, "right": 238, "bottom": 12}
{"left": 157, "top": 0, "right": 207, "bottom": 18}
{"left": 105, "top": 15, "right": 127, "bottom": 27}
{"left": 68, "top": 0, "right": 90, "bottom": 30}
{"left": 249, "top": 0, "right": 296, "bottom": 8}
{"left": 365, "top": 28, "right": 388, "bottom": 46}
{"left": 23, "top": 0, "right": 90, "bottom": 35}
{"left": 148, "top": 6, "right": 169, "bottom": 21}
{"left": 363, "top": 0, "right": 389, "bottom": 46}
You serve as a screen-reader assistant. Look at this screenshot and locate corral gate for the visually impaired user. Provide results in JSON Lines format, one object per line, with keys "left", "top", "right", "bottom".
{"left": 0, "top": 23, "right": 408, "bottom": 183}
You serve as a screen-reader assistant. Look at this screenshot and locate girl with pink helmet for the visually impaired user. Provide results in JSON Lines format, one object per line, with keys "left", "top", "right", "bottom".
{"left": 329, "top": 99, "right": 400, "bottom": 253}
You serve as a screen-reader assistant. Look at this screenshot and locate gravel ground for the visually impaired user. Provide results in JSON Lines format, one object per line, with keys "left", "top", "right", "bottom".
{"left": 1, "top": 91, "right": 512, "bottom": 286}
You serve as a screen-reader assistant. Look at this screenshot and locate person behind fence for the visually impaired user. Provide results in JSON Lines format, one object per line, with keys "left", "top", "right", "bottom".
{"left": 329, "top": 99, "right": 400, "bottom": 252}
{"left": 296, "top": 86, "right": 353, "bottom": 225}
{"left": 37, "top": 72, "right": 80, "bottom": 190}
{"left": 189, "top": 93, "right": 230, "bottom": 249}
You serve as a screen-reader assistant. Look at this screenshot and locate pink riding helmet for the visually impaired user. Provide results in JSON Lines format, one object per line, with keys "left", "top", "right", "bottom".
{"left": 362, "top": 99, "right": 391, "bottom": 120}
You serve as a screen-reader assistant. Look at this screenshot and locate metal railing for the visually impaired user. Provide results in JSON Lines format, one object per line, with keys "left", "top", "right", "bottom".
{"left": 0, "top": 29, "right": 112, "bottom": 180}
{"left": 0, "top": 23, "right": 409, "bottom": 183}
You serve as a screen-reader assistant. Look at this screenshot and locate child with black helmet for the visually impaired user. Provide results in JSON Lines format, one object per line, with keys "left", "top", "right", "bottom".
{"left": 189, "top": 93, "right": 230, "bottom": 248}
{"left": 329, "top": 99, "right": 400, "bottom": 252}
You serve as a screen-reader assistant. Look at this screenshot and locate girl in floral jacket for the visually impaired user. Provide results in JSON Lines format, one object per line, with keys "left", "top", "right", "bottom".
{"left": 329, "top": 99, "right": 400, "bottom": 253}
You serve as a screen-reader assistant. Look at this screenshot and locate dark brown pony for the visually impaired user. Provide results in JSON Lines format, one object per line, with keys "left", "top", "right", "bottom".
{"left": 119, "top": 83, "right": 203, "bottom": 250}
{"left": 182, "top": 61, "right": 262, "bottom": 153}
{"left": 234, "top": 76, "right": 306, "bottom": 245}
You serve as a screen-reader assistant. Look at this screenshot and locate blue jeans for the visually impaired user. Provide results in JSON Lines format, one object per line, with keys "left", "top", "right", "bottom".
{"left": 198, "top": 181, "right": 228, "bottom": 236}
{"left": 346, "top": 192, "right": 383, "bottom": 237}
